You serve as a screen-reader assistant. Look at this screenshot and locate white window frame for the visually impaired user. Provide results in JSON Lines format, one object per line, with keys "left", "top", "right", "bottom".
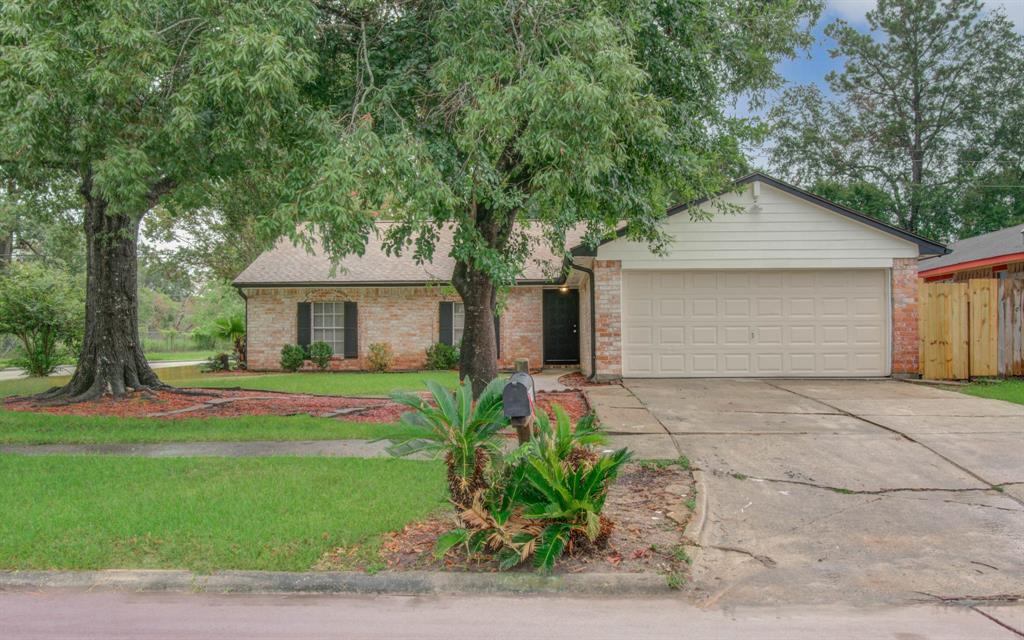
{"left": 452, "top": 302, "right": 466, "bottom": 344}
{"left": 311, "top": 302, "right": 345, "bottom": 356}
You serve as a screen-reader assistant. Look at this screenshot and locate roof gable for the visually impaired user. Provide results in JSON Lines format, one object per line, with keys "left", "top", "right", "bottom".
{"left": 572, "top": 173, "right": 947, "bottom": 258}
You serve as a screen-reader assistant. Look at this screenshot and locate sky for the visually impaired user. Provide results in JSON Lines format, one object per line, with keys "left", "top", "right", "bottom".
{"left": 778, "top": 0, "right": 1024, "bottom": 90}
{"left": 744, "top": 0, "right": 1024, "bottom": 167}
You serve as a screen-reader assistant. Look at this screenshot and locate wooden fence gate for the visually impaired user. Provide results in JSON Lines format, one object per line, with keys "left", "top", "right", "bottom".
{"left": 919, "top": 275, "right": 1024, "bottom": 379}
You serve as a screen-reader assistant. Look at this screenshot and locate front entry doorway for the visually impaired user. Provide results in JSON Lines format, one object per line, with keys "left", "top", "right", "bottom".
{"left": 543, "top": 289, "right": 580, "bottom": 365}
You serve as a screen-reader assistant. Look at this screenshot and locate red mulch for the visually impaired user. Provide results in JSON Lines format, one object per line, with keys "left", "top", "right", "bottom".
{"left": 4, "top": 387, "right": 589, "bottom": 424}
{"left": 535, "top": 391, "right": 590, "bottom": 420}
{"left": 352, "top": 463, "right": 694, "bottom": 575}
{"left": 557, "top": 371, "right": 618, "bottom": 389}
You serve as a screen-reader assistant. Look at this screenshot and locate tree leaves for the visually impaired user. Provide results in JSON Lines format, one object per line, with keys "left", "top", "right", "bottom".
{"left": 768, "top": 0, "right": 1024, "bottom": 240}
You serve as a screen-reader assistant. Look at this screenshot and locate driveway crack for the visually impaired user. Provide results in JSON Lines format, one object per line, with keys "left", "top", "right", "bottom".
{"left": 761, "top": 381, "right": 1024, "bottom": 508}
{"left": 699, "top": 544, "right": 777, "bottom": 567}
{"left": 741, "top": 473, "right": 1002, "bottom": 496}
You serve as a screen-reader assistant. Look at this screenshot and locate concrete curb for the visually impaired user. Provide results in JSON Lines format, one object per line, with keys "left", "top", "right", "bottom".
{"left": 682, "top": 468, "right": 710, "bottom": 567}
{"left": 0, "top": 569, "right": 671, "bottom": 597}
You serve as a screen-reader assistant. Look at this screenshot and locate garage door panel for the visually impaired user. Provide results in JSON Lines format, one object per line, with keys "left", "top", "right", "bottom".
{"left": 622, "top": 269, "right": 888, "bottom": 377}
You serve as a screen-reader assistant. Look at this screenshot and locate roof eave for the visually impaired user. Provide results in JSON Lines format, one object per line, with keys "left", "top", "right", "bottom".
{"left": 567, "top": 172, "right": 949, "bottom": 258}
{"left": 233, "top": 276, "right": 568, "bottom": 289}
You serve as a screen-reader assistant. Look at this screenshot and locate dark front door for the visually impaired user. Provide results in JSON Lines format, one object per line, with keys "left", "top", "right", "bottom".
{"left": 543, "top": 289, "right": 580, "bottom": 364}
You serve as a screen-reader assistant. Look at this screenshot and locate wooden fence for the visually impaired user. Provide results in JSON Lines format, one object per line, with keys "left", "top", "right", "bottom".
{"left": 919, "top": 275, "right": 1024, "bottom": 379}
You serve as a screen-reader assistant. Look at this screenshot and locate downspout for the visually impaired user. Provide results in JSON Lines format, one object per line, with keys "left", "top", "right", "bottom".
{"left": 234, "top": 285, "right": 248, "bottom": 367}
{"left": 568, "top": 262, "right": 597, "bottom": 381}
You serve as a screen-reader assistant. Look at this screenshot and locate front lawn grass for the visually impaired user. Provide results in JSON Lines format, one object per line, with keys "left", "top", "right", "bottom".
{"left": 0, "top": 410, "right": 421, "bottom": 445}
{"left": 176, "top": 370, "right": 460, "bottom": 397}
{"left": 0, "top": 376, "right": 68, "bottom": 398}
{"left": 963, "top": 379, "right": 1024, "bottom": 405}
{"left": 0, "top": 454, "right": 446, "bottom": 572}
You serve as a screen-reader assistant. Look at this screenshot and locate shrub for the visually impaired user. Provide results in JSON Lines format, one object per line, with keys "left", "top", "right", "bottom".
{"left": 394, "top": 383, "right": 630, "bottom": 573}
{"left": 279, "top": 344, "right": 307, "bottom": 372}
{"left": 0, "top": 263, "right": 84, "bottom": 376}
{"left": 390, "top": 378, "right": 508, "bottom": 508}
{"left": 308, "top": 341, "right": 333, "bottom": 370}
{"left": 213, "top": 315, "right": 246, "bottom": 365}
{"left": 367, "top": 342, "right": 394, "bottom": 372}
{"left": 425, "top": 342, "right": 460, "bottom": 370}
{"left": 201, "top": 352, "right": 234, "bottom": 372}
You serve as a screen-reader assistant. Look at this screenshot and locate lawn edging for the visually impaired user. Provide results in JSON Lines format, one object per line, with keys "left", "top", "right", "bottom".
{"left": 0, "top": 569, "right": 671, "bottom": 596}
{"left": 681, "top": 468, "right": 709, "bottom": 568}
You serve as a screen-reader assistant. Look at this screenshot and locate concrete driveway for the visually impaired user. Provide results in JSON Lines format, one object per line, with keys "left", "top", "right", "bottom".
{"left": 589, "top": 379, "right": 1024, "bottom": 608}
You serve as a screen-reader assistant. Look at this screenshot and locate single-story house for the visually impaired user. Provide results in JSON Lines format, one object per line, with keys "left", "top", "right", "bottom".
{"left": 919, "top": 223, "right": 1024, "bottom": 282}
{"left": 233, "top": 173, "right": 946, "bottom": 379}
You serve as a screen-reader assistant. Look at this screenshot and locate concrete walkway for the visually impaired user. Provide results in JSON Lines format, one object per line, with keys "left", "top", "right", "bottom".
{"left": 0, "top": 439, "right": 419, "bottom": 459}
{"left": 0, "top": 360, "right": 205, "bottom": 381}
{"left": 589, "top": 378, "right": 1024, "bottom": 608}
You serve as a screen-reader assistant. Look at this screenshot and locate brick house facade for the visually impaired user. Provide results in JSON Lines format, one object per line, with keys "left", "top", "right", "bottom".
{"left": 235, "top": 174, "right": 946, "bottom": 379}
{"left": 245, "top": 286, "right": 545, "bottom": 372}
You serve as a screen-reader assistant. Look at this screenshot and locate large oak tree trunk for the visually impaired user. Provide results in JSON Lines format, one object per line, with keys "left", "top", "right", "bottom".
{"left": 452, "top": 261, "right": 498, "bottom": 398}
{"left": 44, "top": 192, "right": 162, "bottom": 402}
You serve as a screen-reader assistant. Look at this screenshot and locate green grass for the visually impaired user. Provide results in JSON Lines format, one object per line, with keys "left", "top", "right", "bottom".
{"left": 0, "top": 454, "right": 445, "bottom": 572}
{"left": 0, "top": 410, "right": 422, "bottom": 445}
{"left": 145, "top": 350, "right": 216, "bottom": 362}
{"left": 175, "top": 370, "right": 460, "bottom": 397}
{"left": 963, "top": 379, "right": 1024, "bottom": 405}
{"left": 0, "top": 376, "right": 68, "bottom": 398}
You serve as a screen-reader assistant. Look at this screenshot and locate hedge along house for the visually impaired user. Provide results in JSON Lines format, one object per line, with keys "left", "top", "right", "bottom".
{"left": 234, "top": 173, "right": 946, "bottom": 379}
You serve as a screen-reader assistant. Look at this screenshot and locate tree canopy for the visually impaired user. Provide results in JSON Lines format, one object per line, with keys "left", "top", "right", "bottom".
{"left": 766, "top": 0, "right": 1024, "bottom": 240}
{"left": 279, "top": 0, "right": 820, "bottom": 390}
{"left": 0, "top": 0, "right": 327, "bottom": 399}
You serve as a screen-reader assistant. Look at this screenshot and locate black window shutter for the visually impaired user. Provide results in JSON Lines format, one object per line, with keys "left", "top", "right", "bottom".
{"left": 297, "top": 302, "right": 311, "bottom": 349}
{"left": 439, "top": 301, "right": 454, "bottom": 346}
{"left": 343, "top": 301, "right": 358, "bottom": 358}
{"left": 494, "top": 313, "right": 501, "bottom": 359}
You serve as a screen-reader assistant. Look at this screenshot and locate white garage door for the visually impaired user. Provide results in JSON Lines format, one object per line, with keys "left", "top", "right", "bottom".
{"left": 621, "top": 270, "right": 889, "bottom": 377}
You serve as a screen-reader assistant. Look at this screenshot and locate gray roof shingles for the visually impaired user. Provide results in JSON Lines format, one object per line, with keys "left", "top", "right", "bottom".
{"left": 233, "top": 223, "right": 585, "bottom": 286}
{"left": 919, "top": 223, "right": 1024, "bottom": 272}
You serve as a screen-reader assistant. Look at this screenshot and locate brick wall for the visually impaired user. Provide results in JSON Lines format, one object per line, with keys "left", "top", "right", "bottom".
{"left": 244, "top": 285, "right": 543, "bottom": 372}
{"left": 593, "top": 260, "right": 622, "bottom": 380}
{"left": 891, "top": 258, "right": 919, "bottom": 376}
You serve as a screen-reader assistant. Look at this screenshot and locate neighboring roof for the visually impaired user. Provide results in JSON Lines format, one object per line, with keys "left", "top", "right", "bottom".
{"left": 233, "top": 222, "right": 583, "bottom": 287}
{"left": 919, "top": 223, "right": 1024, "bottom": 275}
{"left": 570, "top": 172, "right": 948, "bottom": 257}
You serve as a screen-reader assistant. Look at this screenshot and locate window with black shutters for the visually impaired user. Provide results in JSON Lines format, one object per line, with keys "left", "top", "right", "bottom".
{"left": 311, "top": 302, "right": 345, "bottom": 356}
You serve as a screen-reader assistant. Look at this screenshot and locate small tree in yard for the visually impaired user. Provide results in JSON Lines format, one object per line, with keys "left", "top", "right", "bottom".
{"left": 213, "top": 315, "right": 247, "bottom": 367}
{"left": 0, "top": 2, "right": 323, "bottom": 401}
{"left": 0, "top": 263, "right": 84, "bottom": 376}
{"left": 277, "top": 0, "right": 820, "bottom": 396}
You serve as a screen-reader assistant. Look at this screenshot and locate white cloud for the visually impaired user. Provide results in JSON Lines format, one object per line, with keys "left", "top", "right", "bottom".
{"left": 827, "top": 0, "right": 1024, "bottom": 30}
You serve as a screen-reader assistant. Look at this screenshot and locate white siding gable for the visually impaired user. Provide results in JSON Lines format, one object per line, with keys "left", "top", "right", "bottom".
{"left": 596, "top": 181, "right": 918, "bottom": 269}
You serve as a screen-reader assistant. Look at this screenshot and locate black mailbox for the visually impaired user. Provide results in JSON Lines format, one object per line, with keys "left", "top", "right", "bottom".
{"left": 503, "top": 372, "right": 535, "bottom": 418}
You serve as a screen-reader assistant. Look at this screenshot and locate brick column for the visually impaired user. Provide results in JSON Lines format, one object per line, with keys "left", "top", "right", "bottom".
{"left": 891, "top": 258, "right": 920, "bottom": 376}
{"left": 593, "top": 260, "right": 622, "bottom": 380}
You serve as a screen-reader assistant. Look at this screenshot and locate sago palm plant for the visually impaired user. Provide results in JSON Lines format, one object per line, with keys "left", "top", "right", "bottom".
{"left": 390, "top": 378, "right": 508, "bottom": 508}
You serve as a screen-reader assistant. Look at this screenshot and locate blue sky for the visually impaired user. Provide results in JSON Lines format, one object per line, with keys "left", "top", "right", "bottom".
{"left": 744, "top": 0, "right": 1023, "bottom": 166}
{"left": 777, "top": 0, "right": 1024, "bottom": 90}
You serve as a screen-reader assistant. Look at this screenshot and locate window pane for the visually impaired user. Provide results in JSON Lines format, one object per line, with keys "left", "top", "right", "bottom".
{"left": 453, "top": 302, "right": 465, "bottom": 344}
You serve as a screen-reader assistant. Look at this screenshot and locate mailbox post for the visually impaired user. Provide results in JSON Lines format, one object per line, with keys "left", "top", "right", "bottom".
{"left": 503, "top": 372, "right": 536, "bottom": 444}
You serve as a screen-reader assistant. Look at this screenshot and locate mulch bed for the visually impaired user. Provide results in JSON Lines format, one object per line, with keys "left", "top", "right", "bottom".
{"left": 557, "top": 371, "right": 619, "bottom": 389}
{"left": 4, "top": 388, "right": 590, "bottom": 424}
{"left": 349, "top": 463, "right": 694, "bottom": 576}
